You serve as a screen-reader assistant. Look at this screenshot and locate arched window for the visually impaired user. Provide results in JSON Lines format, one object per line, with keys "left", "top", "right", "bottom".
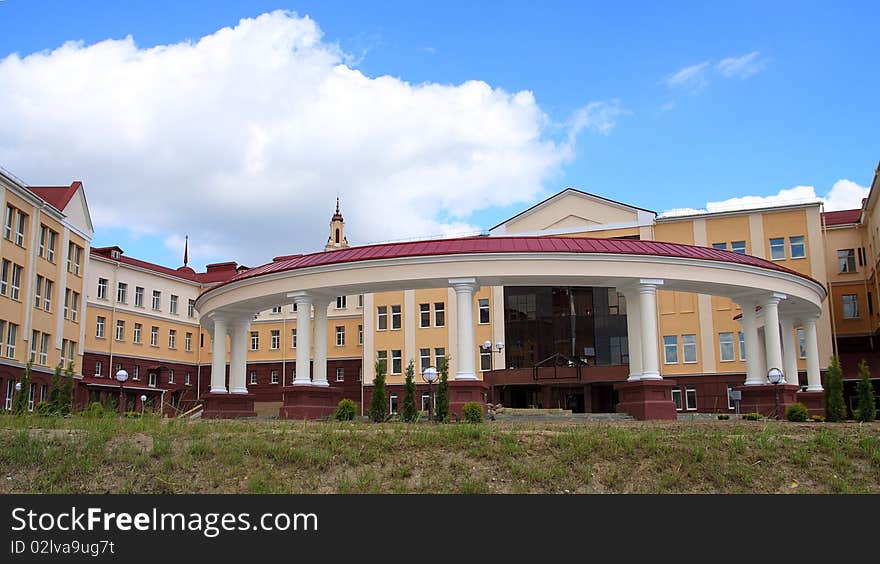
{"left": 335, "top": 228, "right": 340, "bottom": 243}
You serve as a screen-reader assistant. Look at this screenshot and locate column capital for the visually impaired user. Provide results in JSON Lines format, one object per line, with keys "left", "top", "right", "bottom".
{"left": 637, "top": 279, "right": 663, "bottom": 294}
{"left": 763, "top": 293, "right": 787, "bottom": 307}
{"left": 449, "top": 278, "right": 478, "bottom": 292}
{"left": 287, "top": 291, "right": 314, "bottom": 305}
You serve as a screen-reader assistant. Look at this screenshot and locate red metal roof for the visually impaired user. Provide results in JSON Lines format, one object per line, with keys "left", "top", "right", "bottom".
{"left": 207, "top": 235, "right": 820, "bottom": 294}
{"left": 29, "top": 182, "right": 82, "bottom": 211}
{"left": 822, "top": 209, "right": 861, "bottom": 226}
{"left": 91, "top": 247, "right": 239, "bottom": 285}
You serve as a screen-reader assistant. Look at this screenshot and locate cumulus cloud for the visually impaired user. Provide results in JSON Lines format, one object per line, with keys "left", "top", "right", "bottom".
{"left": 659, "top": 180, "right": 869, "bottom": 217}
{"left": 0, "top": 11, "right": 611, "bottom": 268}
{"left": 664, "top": 51, "right": 767, "bottom": 93}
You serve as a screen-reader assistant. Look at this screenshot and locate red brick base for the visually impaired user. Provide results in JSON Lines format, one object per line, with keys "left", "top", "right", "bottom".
{"left": 614, "top": 379, "right": 678, "bottom": 420}
{"left": 202, "top": 393, "right": 257, "bottom": 419}
{"left": 279, "top": 385, "right": 342, "bottom": 419}
{"left": 448, "top": 380, "right": 489, "bottom": 419}
{"left": 736, "top": 384, "right": 799, "bottom": 419}
{"left": 796, "top": 390, "right": 824, "bottom": 417}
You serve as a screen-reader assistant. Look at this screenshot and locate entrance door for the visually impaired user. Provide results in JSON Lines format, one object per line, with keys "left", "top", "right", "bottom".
{"left": 564, "top": 391, "right": 585, "bottom": 413}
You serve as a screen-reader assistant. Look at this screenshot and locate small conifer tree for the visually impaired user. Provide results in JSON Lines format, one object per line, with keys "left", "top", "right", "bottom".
{"left": 13, "top": 360, "right": 33, "bottom": 414}
{"left": 368, "top": 360, "right": 388, "bottom": 422}
{"left": 402, "top": 360, "right": 419, "bottom": 422}
{"left": 435, "top": 356, "right": 450, "bottom": 423}
{"left": 824, "top": 355, "right": 847, "bottom": 422}
{"left": 855, "top": 359, "right": 877, "bottom": 422}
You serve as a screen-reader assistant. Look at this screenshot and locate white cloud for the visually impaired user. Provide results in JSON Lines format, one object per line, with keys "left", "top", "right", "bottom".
{"left": 717, "top": 51, "right": 766, "bottom": 79}
{"left": 664, "top": 51, "right": 767, "bottom": 94}
{"left": 659, "top": 180, "right": 869, "bottom": 217}
{"left": 663, "top": 61, "right": 711, "bottom": 93}
{"left": 0, "top": 11, "right": 611, "bottom": 268}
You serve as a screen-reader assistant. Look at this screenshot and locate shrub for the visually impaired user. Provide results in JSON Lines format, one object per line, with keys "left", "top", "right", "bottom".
{"left": 434, "top": 356, "right": 450, "bottom": 423}
{"left": 785, "top": 402, "right": 809, "bottom": 422}
{"left": 855, "top": 359, "right": 877, "bottom": 423}
{"left": 462, "top": 402, "right": 484, "bottom": 424}
{"left": 368, "top": 361, "right": 388, "bottom": 423}
{"left": 333, "top": 399, "right": 357, "bottom": 421}
{"left": 717, "top": 414, "right": 730, "bottom": 420}
{"left": 810, "top": 414, "right": 826, "bottom": 422}
{"left": 401, "top": 360, "right": 419, "bottom": 423}
{"left": 82, "top": 401, "right": 110, "bottom": 418}
{"left": 742, "top": 412, "right": 763, "bottom": 421}
{"left": 824, "top": 355, "right": 847, "bottom": 422}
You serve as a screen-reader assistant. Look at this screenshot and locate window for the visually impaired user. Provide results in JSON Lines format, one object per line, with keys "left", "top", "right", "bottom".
{"left": 0, "top": 259, "right": 8, "bottom": 296}
{"left": 663, "top": 336, "right": 678, "bottom": 364}
{"left": 607, "top": 290, "right": 626, "bottom": 315}
{"left": 271, "top": 329, "right": 280, "bottom": 350}
{"left": 671, "top": 387, "right": 682, "bottom": 411}
{"left": 419, "top": 303, "right": 430, "bottom": 328}
{"left": 731, "top": 241, "right": 746, "bottom": 254}
{"left": 39, "top": 332, "right": 49, "bottom": 365}
{"left": 389, "top": 394, "right": 399, "bottom": 415}
{"left": 133, "top": 323, "right": 142, "bottom": 344}
{"left": 271, "top": 306, "right": 282, "bottom": 314}
{"left": 434, "top": 302, "right": 445, "bottom": 327}
{"left": 357, "top": 294, "right": 364, "bottom": 308}
{"left": 4, "top": 380, "right": 12, "bottom": 410}
{"left": 682, "top": 334, "right": 697, "bottom": 363}
{"left": 291, "top": 328, "right": 297, "bottom": 348}
{"left": 28, "top": 383, "right": 34, "bottom": 412}
{"left": 170, "top": 294, "right": 178, "bottom": 314}
{"left": 3, "top": 205, "right": 13, "bottom": 241}
{"left": 150, "top": 326, "right": 158, "bottom": 347}
{"left": 97, "top": 278, "right": 108, "bottom": 300}
{"left": 69, "top": 291, "right": 79, "bottom": 321}
{"left": 336, "top": 367, "right": 344, "bottom": 382}
{"left": 838, "top": 249, "right": 856, "bottom": 273}
{"left": 250, "top": 371, "right": 258, "bottom": 385}
{"left": 480, "top": 349, "right": 491, "bottom": 371}
{"left": 685, "top": 387, "right": 697, "bottom": 411}
{"left": 96, "top": 316, "right": 106, "bottom": 338}
{"left": 34, "top": 275, "right": 43, "bottom": 309}
{"left": 10, "top": 264, "right": 21, "bottom": 301}
{"left": 419, "top": 348, "right": 431, "bottom": 373}
{"left": 712, "top": 242, "right": 727, "bottom": 250}
{"left": 14, "top": 208, "right": 27, "bottom": 246}
{"left": 135, "top": 286, "right": 144, "bottom": 307}
{"left": 67, "top": 243, "right": 82, "bottom": 275}
{"left": 29, "top": 330, "right": 38, "bottom": 363}
{"left": 797, "top": 328, "right": 806, "bottom": 359}
{"left": 250, "top": 331, "right": 259, "bottom": 351}
{"left": 391, "top": 305, "right": 402, "bottom": 330}
{"left": 42, "top": 279, "right": 52, "bottom": 312}
{"left": 719, "top": 332, "right": 735, "bottom": 361}
{"left": 5, "top": 323, "right": 17, "bottom": 358}
{"left": 117, "top": 282, "right": 127, "bottom": 303}
{"left": 358, "top": 324, "right": 363, "bottom": 346}
{"left": 769, "top": 237, "right": 785, "bottom": 260}
{"left": 185, "top": 372, "right": 191, "bottom": 385}
{"left": 478, "top": 298, "right": 490, "bottom": 324}
{"left": 391, "top": 349, "right": 402, "bottom": 374}
{"left": 789, "top": 236, "right": 806, "bottom": 259}
{"left": 60, "top": 338, "right": 69, "bottom": 366}
{"left": 168, "top": 370, "right": 174, "bottom": 384}
{"left": 185, "top": 332, "right": 192, "bottom": 352}
{"left": 39, "top": 225, "right": 57, "bottom": 262}
{"left": 421, "top": 393, "right": 432, "bottom": 412}
{"left": 843, "top": 294, "right": 859, "bottom": 319}
{"left": 152, "top": 290, "right": 161, "bottom": 311}
{"left": 132, "top": 366, "right": 139, "bottom": 381}
{"left": 738, "top": 331, "right": 745, "bottom": 360}
{"left": 148, "top": 372, "right": 157, "bottom": 387}
{"left": 95, "top": 360, "right": 103, "bottom": 377}
{"left": 336, "top": 296, "right": 347, "bottom": 309}
{"left": 115, "top": 320, "right": 125, "bottom": 341}
{"left": 434, "top": 347, "right": 446, "bottom": 369}
{"left": 376, "top": 350, "right": 388, "bottom": 374}
{"left": 377, "top": 306, "right": 388, "bottom": 330}
{"left": 335, "top": 326, "right": 345, "bottom": 346}
{"left": 270, "top": 370, "right": 279, "bottom": 384}
{"left": 188, "top": 299, "right": 196, "bottom": 318}
{"left": 168, "top": 329, "right": 176, "bottom": 349}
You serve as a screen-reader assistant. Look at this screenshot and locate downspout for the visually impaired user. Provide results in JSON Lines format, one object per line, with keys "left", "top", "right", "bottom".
{"left": 108, "top": 261, "right": 118, "bottom": 383}
{"left": 822, "top": 211, "right": 838, "bottom": 357}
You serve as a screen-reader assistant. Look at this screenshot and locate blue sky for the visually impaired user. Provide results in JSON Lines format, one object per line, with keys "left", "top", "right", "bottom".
{"left": 1, "top": 1, "right": 878, "bottom": 268}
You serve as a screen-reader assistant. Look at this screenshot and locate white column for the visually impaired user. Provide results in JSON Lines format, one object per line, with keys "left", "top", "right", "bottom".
{"left": 312, "top": 299, "right": 330, "bottom": 387}
{"left": 623, "top": 289, "right": 642, "bottom": 381}
{"left": 741, "top": 301, "right": 763, "bottom": 385}
{"left": 450, "top": 278, "right": 478, "bottom": 380}
{"left": 293, "top": 294, "right": 313, "bottom": 385}
{"left": 804, "top": 318, "right": 823, "bottom": 391}
{"left": 638, "top": 279, "right": 663, "bottom": 380}
{"left": 210, "top": 316, "right": 228, "bottom": 393}
{"left": 229, "top": 319, "right": 250, "bottom": 394}
{"left": 763, "top": 295, "right": 784, "bottom": 379}
{"left": 780, "top": 318, "right": 799, "bottom": 386}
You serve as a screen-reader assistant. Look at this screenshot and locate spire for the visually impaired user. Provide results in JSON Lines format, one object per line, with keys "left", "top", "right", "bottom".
{"left": 326, "top": 198, "right": 349, "bottom": 251}
{"left": 183, "top": 235, "right": 189, "bottom": 267}
{"left": 332, "top": 196, "right": 344, "bottom": 222}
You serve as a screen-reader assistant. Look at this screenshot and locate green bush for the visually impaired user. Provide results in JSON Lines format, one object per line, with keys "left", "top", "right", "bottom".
{"left": 824, "top": 355, "right": 847, "bottom": 422}
{"left": 401, "top": 360, "right": 419, "bottom": 423}
{"left": 368, "top": 361, "right": 388, "bottom": 423}
{"left": 742, "top": 412, "right": 763, "bottom": 421}
{"left": 810, "top": 414, "right": 825, "bottom": 422}
{"left": 855, "top": 359, "right": 877, "bottom": 422}
{"left": 333, "top": 399, "right": 357, "bottom": 421}
{"left": 785, "top": 402, "right": 809, "bottom": 422}
{"left": 462, "top": 402, "right": 484, "bottom": 424}
{"left": 717, "top": 414, "right": 730, "bottom": 420}
{"left": 82, "top": 401, "right": 111, "bottom": 418}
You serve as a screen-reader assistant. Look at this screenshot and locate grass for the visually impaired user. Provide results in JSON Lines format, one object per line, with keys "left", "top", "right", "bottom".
{"left": 1, "top": 413, "right": 879, "bottom": 493}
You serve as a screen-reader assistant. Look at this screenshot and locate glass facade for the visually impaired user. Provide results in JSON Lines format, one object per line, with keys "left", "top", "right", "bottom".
{"left": 503, "top": 286, "right": 628, "bottom": 369}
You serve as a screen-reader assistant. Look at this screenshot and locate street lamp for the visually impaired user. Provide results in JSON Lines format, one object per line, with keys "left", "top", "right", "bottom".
{"left": 140, "top": 394, "right": 147, "bottom": 415}
{"left": 480, "top": 340, "right": 505, "bottom": 371}
{"left": 115, "top": 369, "right": 129, "bottom": 415}
{"left": 768, "top": 367, "right": 784, "bottom": 420}
{"left": 13, "top": 382, "right": 21, "bottom": 412}
{"left": 422, "top": 366, "right": 439, "bottom": 423}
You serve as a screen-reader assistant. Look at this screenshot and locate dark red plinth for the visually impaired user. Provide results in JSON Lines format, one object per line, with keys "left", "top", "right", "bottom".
{"left": 279, "top": 385, "right": 342, "bottom": 419}
{"left": 448, "top": 380, "right": 489, "bottom": 419}
{"left": 736, "top": 384, "right": 800, "bottom": 419}
{"left": 796, "top": 390, "right": 825, "bottom": 417}
{"left": 614, "top": 379, "right": 678, "bottom": 420}
{"left": 202, "top": 393, "right": 257, "bottom": 419}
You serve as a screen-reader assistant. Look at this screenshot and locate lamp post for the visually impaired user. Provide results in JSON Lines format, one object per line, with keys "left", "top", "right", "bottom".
{"left": 115, "top": 369, "right": 129, "bottom": 415}
{"left": 422, "top": 367, "right": 438, "bottom": 423}
{"left": 14, "top": 382, "right": 21, "bottom": 412}
{"left": 768, "top": 367, "right": 783, "bottom": 420}
{"left": 140, "top": 394, "right": 147, "bottom": 415}
{"left": 480, "top": 340, "right": 505, "bottom": 371}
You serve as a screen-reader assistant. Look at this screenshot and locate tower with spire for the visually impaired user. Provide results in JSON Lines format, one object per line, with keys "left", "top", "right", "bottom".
{"left": 325, "top": 197, "right": 349, "bottom": 251}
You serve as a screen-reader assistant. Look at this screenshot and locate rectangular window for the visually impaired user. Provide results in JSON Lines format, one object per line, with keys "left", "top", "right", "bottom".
{"left": 170, "top": 294, "right": 178, "bottom": 314}
{"left": 5, "top": 323, "right": 17, "bottom": 358}
{"left": 150, "top": 326, "right": 158, "bottom": 347}
{"left": 838, "top": 249, "right": 856, "bottom": 273}
{"left": 738, "top": 331, "right": 745, "bottom": 360}
{"left": 95, "top": 360, "right": 103, "bottom": 377}
{"left": 28, "top": 383, "right": 34, "bottom": 412}
{"left": 769, "top": 237, "right": 786, "bottom": 260}
{"left": 168, "top": 329, "right": 176, "bottom": 349}
{"left": 291, "top": 328, "right": 297, "bottom": 348}
{"left": 685, "top": 387, "right": 697, "bottom": 411}
{"left": 663, "top": 335, "right": 678, "bottom": 364}
{"left": 480, "top": 349, "right": 491, "bottom": 371}
{"left": 434, "top": 302, "right": 445, "bottom": 327}
{"left": 188, "top": 299, "right": 196, "bottom": 318}
{"left": 117, "top": 282, "right": 127, "bottom": 303}
{"left": 434, "top": 347, "right": 446, "bottom": 370}
{"left": 148, "top": 371, "right": 156, "bottom": 387}
{"left": 843, "top": 294, "right": 859, "bottom": 319}
{"left": 29, "top": 330, "right": 38, "bottom": 363}
{"left": 271, "top": 305, "right": 282, "bottom": 314}
{"left": 789, "top": 236, "right": 806, "bottom": 259}
{"left": 671, "top": 387, "right": 682, "bottom": 411}
{"left": 185, "top": 372, "right": 191, "bottom": 385}
{"left": 11, "top": 264, "right": 22, "bottom": 301}
{"left": 335, "top": 326, "right": 345, "bottom": 346}
{"left": 39, "top": 332, "right": 49, "bottom": 365}
{"left": 70, "top": 291, "right": 79, "bottom": 321}
{"left": 0, "top": 259, "right": 8, "bottom": 296}
{"left": 38, "top": 225, "right": 47, "bottom": 258}
{"left": 271, "top": 329, "right": 280, "bottom": 350}
{"left": 389, "top": 394, "right": 398, "bottom": 415}
{"left": 250, "top": 371, "right": 258, "bottom": 385}
{"left": 132, "top": 366, "right": 139, "bottom": 381}
{"left": 712, "top": 242, "right": 727, "bottom": 250}
{"left": 135, "top": 286, "right": 144, "bottom": 307}
{"left": 4, "top": 380, "right": 12, "bottom": 410}
{"left": 3, "top": 205, "right": 13, "bottom": 241}
{"left": 15, "top": 209, "right": 27, "bottom": 247}
{"left": 377, "top": 306, "right": 388, "bottom": 330}
{"left": 478, "top": 298, "right": 490, "bottom": 324}
{"left": 358, "top": 324, "right": 363, "bottom": 346}
{"left": 185, "top": 332, "right": 192, "bottom": 352}
{"left": 376, "top": 350, "right": 388, "bottom": 373}
{"left": 419, "top": 303, "right": 430, "bottom": 328}
{"left": 63, "top": 289, "right": 70, "bottom": 319}
{"left": 96, "top": 316, "right": 105, "bottom": 338}
{"left": 419, "top": 348, "right": 431, "bottom": 373}
{"left": 336, "top": 295, "right": 347, "bottom": 309}
{"left": 270, "top": 370, "right": 279, "bottom": 384}
{"left": 357, "top": 294, "right": 364, "bottom": 308}
{"left": 67, "top": 243, "right": 82, "bottom": 275}
{"left": 250, "top": 331, "right": 259, "bottom": 350}
{"left": 34, "top": 275, "right": 43, "bottom": 309}
{"left": 682, "top": 334, "right": 697, "bottom": 363}
{"left": 152, "top": 290, "right": 161, "bottom": 311}
{"left": 42, "top": 278, "right": 52, "bottom": 311}
{"left": 168, "top": 370, "right": 174, "bottom": 384}
{"left": 97, "top": 278, "right": 108, "bottom": 300}
{"left": 133, "top": 323, "right": 142, "bottom": 344}
{"left": 115, "top": 320, "right": 125, "bottom": 341}
{"left": 719, "top": 332, "right": 735, "bottom": 361}
{"left": 731, "top": 240, "right": 746, "bottom": 254}
{"left": 336, "top": 367, "right": 344, "bottom": 382}
{"left": 391, "top": 305, "right": 402, "bottom": 330}
{"left": 60, "top": 338, "right": 68, "bottom": 366}
{"left": 797, "top": 328, "right": 806, "bottom": 359}
{"left": 421, "top": 393, "right": 432, "bottom": 412}
{"left": 391, "top": 349, "right": 402, "bottom": 374}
